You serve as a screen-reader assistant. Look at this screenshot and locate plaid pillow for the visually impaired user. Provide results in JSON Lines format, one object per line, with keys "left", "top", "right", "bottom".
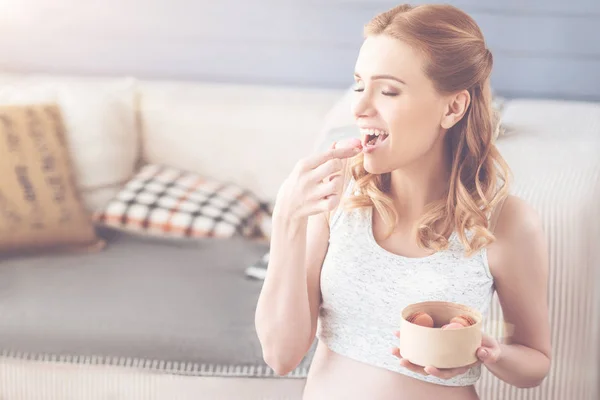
{"left": 93, "top": 164, "right": 270, "bottom": 239}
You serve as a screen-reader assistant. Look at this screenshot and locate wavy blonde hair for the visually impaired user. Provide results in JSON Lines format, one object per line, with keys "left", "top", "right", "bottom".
{"left": 344, "top": 4, "right": 511, "bottom": 256}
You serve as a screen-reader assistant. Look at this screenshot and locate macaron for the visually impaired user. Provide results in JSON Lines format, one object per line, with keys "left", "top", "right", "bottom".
{"left": 441, "top": 322, "right": 466, "bottom": 330}
{"left": 406, "top": 311, "right": 434, "bottom": 328}
{"left": 449, "top": 315, "right": 476, "bottom": 327}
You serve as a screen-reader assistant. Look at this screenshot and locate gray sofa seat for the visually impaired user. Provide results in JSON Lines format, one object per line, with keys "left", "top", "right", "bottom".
{"left": 0, "top": 229, "right": 314, "bottom": 377}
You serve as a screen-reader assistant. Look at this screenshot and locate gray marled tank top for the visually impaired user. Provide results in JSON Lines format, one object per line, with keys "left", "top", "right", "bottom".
{"left": 316, "top": 179, "right": 495, "bottom": 387}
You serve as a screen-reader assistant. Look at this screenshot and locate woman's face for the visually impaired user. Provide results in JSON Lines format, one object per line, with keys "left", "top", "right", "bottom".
{"left": 352, "top": 35, "right": 453, "bottom": 175}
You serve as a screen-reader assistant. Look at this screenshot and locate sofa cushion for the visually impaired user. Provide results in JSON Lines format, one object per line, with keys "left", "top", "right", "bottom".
{"left": 0, "top": 229, "right": 314, "bottom": 377}
{"left": 93, "top": 164, "right": 271, "bottom": 239}
{"left": 0, "top": 104, "right": 104, "bottom": 254}
{"left": 0, "top": 73, "right": 139, "bottom": 211}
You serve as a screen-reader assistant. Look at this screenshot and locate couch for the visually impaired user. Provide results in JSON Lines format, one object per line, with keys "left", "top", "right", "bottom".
{"left": 0, "top": 73, "right": 598, "bottom": 400}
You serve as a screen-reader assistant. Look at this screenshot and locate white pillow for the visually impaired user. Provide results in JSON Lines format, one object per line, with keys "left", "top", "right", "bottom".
{"left": 0, "top": 73, "right": 139, "bottom": 211}
{"left": 138, "top": 80, "right": 344, "bottom": 202}
{"left": 499, "top": 99, "right": 600, "bottom": 139}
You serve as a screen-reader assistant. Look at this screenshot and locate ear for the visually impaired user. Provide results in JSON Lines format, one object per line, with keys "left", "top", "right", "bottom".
{"left": 441, "top": 90, "right": 470, "bottom": 129}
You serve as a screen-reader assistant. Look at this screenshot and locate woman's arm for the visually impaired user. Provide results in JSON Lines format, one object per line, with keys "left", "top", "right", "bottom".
{"left": 485, "top": 195, "right": 552, "bottom": 388}
{"left": 255, "top": 143, "right": 360, "bottom": 376}
{"left": 255, "top": 212, "right": 328, "bottom": 376}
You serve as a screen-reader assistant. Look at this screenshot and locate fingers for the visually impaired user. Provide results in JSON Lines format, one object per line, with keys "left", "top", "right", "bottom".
{"left": 391, "top": 340, "right": 471, "bottom": 379}
{"left": 300, "top": 145, "right": 361, "bottom": 171}
{"left": 297, "top": 197, "right": 337, "bottom": 217}
{"left": 390, "top": 343, "right": 428, "bottom": 376}
{"left": 423, "top": 365, "right": 470, "bottom": 379}
{"left": 298, "top": 177, "right": 343, "bottom": 216}
{"left": 314, "top": 177, "right": 343, "bottom": 213}
{"left": 317, "top": 194, "right": 342, "bottom": 213}
{"left": 394, "top": 358, "right": 469, "bottom": 379}
{"left": 310, "top": 158, "right": 344, "bottom": 183}
{"left": 313, "top": 174, "right": 342, "bottom": 200}
{"left": 285, "top": 139, "right": 360, "bottom": 218}
{"left": 398, "top": 358, "right": 428, "bottom": 376}
{"left": 477, "top": 333, "right": 501, "bottom": 364}
{"left": 477, "top": 346, "right": 500, "bottom": 364}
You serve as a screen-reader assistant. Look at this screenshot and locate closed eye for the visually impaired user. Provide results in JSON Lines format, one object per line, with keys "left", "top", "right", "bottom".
{"left": 353, "top": 88, "right": 398, "bottom": 97}
{"left": 352, "top": 82, "right": 398, "bottom": 96}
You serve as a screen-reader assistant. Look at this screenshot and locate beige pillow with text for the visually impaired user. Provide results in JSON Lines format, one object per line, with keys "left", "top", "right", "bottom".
{"left": 0, "top": 104, "right": 104, "bottom": 254}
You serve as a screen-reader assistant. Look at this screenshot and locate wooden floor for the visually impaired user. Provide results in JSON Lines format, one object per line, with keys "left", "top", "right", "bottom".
{"left": 0, "top": 357, "right": 307, "bottom": 400}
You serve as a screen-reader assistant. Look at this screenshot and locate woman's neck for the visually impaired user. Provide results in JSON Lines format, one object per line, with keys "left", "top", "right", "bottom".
{"left": 388, "top": 141, "right": 452, "bottom": 228}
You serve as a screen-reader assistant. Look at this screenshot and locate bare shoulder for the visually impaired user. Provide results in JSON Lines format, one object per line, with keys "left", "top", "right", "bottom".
{"left": 487, "top": 195, "right": 548, "bottom": 279}
{"left": 497, "top": 195, "right": 544, "bottom": 238}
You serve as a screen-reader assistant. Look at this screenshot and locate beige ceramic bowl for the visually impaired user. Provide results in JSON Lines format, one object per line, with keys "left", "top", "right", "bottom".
{"left": 399, "top": 301, "right": 482, "bottom": 369}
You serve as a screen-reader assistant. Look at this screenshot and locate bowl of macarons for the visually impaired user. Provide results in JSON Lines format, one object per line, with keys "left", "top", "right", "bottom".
{"left": 399, "top": 301, "right": 483, "bottom": 369}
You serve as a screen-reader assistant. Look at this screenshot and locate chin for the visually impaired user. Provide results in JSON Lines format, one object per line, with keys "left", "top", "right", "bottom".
{"left": 362, "top": 155, "right": 393, "bottom": 175}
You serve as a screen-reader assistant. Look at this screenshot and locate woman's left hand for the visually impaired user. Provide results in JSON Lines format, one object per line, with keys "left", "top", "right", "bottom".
{"left": 391, "top": 330, "right": 502, "bottom": 380}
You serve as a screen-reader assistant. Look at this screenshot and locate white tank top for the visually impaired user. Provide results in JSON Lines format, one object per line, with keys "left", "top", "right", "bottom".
{"left": 316, "top": 179, "right": 495, "bottom": 387}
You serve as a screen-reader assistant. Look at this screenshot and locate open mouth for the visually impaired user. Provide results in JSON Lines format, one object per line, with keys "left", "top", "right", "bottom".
{"left": 362, "top": 128, "right": 389, "bottom": 147}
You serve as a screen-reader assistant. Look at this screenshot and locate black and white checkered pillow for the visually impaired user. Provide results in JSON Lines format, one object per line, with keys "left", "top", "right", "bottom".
{"left": 94, "top": 164, "right": 271, "bottom": 239}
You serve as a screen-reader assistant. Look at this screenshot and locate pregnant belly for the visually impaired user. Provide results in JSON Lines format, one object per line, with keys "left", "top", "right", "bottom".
{"left": 302, "top": 342, "right": 480, "bottom": 400}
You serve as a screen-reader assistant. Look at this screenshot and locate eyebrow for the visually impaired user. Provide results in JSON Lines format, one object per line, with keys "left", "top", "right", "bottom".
{"left": 354, "top": 73, "right": 406, "bottom": 85}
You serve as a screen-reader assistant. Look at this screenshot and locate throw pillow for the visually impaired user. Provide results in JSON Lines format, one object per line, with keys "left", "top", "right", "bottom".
{"left": 0, "top": 74, "right": 139, "bottom": 212}
{"left": 93, "top": 164, "right": 271, "bottom": 239}
{"left": 0, "top": 104, "right": 104, "bottom": 254}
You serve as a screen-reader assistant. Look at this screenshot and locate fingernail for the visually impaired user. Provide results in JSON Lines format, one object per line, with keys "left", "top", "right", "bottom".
{"left": 479, "top": 349, "right": 488, "bottom": 358}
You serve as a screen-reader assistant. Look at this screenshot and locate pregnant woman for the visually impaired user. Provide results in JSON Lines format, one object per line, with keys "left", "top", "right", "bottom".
{"left": 255, "top": 4, "right": 551, "bottom": 399}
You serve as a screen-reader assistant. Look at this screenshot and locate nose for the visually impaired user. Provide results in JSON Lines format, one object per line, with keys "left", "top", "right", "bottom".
{"left": 351, "top": 90, "right": 377, "bottom": 120}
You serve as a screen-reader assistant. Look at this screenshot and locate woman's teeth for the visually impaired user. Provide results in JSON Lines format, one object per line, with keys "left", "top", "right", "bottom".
{"left": 361, "top": 128, "right": 389, "bottom": 146}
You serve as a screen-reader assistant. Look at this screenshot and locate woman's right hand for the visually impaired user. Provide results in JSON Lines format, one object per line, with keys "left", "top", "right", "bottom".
{"left": 274, "top": 138, "right": 363, "bottom": 220}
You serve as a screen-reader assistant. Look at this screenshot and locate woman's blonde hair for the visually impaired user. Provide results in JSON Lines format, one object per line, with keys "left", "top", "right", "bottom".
{"left": 344, "top": 4, "right": 511, "bottom": 256}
